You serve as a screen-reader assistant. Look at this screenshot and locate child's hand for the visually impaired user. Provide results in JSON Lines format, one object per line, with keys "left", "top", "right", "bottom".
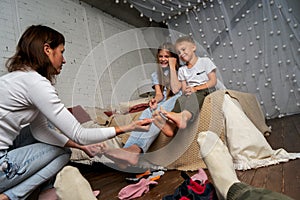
{"left": 184, "top": 86, "right": 195, "bottom": 96}
{"left": 149, "top": 98, "right": 158, "bottom": 110}
{"left": 168, "top": 57, "right": 177, "bottom": 70}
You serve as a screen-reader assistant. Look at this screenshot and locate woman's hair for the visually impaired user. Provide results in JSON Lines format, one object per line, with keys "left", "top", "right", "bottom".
{"left": 6, "top": 25, "right": 65, "bottom": 83}
{"left": 156, "top": 42, "right": 180, "bottom": 98}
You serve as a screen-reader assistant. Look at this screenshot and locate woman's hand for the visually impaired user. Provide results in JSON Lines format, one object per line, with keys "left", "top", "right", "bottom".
{"left": 128, "top": 118, "right": 153, "bottom": 132}
{"left": 115, "top": 118, "right": 153, "bottom": 135}
{"left": 81, "top": 142, "right": 106, "bottom": 158}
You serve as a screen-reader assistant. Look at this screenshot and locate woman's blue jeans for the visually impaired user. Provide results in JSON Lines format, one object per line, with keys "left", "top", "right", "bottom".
{"left": 0, "top": 126, "right": 71, "bottom": 200}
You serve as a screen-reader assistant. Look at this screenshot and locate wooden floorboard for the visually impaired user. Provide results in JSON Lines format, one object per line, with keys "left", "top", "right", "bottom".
{"left": 27, "top": 114, "right": 300, "bottom": 199}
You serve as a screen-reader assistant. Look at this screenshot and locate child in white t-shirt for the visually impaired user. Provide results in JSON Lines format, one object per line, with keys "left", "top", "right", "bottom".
{"left": 153, "top": 36, "right": 217, "bottom": 136}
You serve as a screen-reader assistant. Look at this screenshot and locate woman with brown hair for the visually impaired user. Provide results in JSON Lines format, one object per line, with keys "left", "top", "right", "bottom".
{"left": 0, "top": 25, "right": 152, "bottom": 200}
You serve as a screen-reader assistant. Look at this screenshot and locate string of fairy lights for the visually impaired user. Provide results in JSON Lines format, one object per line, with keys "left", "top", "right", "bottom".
{"left": 115, "top": 0, "right": 300, "bottom": 118}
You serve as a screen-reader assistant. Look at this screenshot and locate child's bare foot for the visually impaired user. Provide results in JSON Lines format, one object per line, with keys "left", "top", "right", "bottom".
{"left": 153, "top": 107, "right": 192, "bottom": 137}
{"left": 104, "top": 145, "right": 142, "bottom": 168}
{"left": 152, "top": 110, "right": 177, "bottom": 137}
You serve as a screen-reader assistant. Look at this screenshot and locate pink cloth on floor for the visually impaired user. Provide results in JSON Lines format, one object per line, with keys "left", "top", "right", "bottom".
{"left": 191, "top": 168, "right": 208, "bottom": 183}
{"left": 118, "top": 178, "right": 158, "bottom": 200}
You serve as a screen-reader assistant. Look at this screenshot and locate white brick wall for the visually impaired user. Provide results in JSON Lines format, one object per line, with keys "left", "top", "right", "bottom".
{"left": 0, "top": 0, "right": 156, "bottom": 108}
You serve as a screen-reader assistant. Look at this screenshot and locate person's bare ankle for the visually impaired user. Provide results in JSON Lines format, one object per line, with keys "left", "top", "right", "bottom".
{"left": 125, "top": 145, "right": 142, "bottom": 153}
{"left": 38, "top": 188, "right": 57, "bottom": 200}
{"left": 0, "top": 194, "right": 9, "bottom": 200}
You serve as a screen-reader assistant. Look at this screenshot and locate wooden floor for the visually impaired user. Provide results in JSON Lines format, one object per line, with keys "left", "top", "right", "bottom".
{"left": 29, "top": 114, "right": 300, "bottom": 199}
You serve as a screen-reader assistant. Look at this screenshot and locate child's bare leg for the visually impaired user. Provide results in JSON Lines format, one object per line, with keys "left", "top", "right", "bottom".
{"left": 104, "top": 145, "right": 142, "bottom": 167}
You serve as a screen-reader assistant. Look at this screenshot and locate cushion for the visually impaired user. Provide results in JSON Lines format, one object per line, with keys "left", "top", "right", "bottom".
{"left": 129, "top": 103, "right": 149, "bottom": 113}
{"left": 67, "top": 105, "right": 92, "bottom": 124}
{"left": 119, "top": 98, "right": 149, "bottom": 114}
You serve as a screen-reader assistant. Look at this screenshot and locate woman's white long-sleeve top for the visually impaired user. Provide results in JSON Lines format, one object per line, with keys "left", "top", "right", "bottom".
{"left": 0, "top": 70, "right": 116, "bottom": 150}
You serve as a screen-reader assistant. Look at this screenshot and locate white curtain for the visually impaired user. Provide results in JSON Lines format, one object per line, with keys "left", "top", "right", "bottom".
{"left": 127, "top": 0, "right": 300, "bottom": 119}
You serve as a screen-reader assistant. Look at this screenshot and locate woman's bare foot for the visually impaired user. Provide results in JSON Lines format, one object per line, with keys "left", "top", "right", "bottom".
{"left": 38, "top": 188, "right": 57, "bottom": 200}
{"left": 0, "top": 194, "right": 9, "bottom": 200}
{"left": 104, "top": 145, "right": 142, "bottom": 168}
{"left": 83, "top": 142, "right": 106, "bottom": 158}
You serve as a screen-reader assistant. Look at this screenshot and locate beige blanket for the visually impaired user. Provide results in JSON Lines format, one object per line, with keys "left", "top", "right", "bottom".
{"left": 139, "top": 89, "right": 273, "bottom": 170}
{"left": 223, "top": 94, "right": 300, "bottom": 170}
